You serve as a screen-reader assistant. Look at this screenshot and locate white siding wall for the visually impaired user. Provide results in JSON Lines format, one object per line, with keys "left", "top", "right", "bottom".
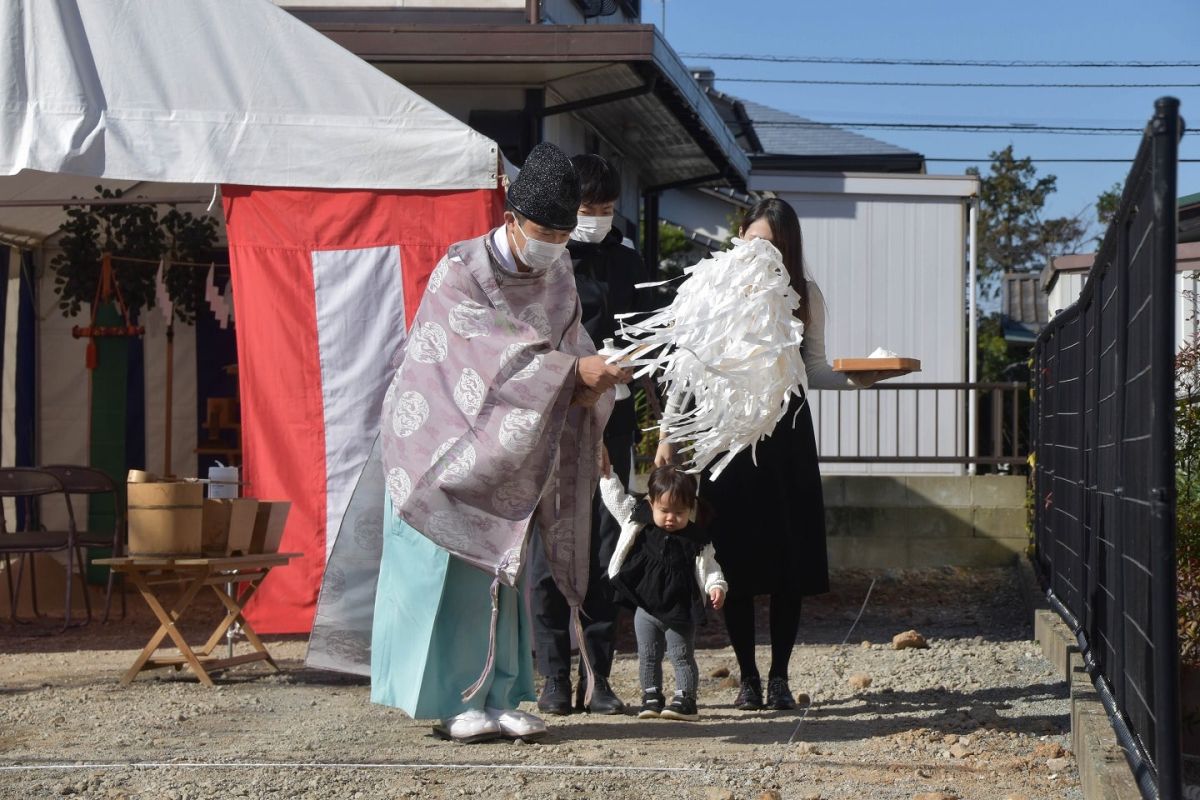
{"left": 775, "top": 191, "right": 968, "bottom": 475}
{"left": 1049, "top": 269, "right": 1197, "bottom": 352}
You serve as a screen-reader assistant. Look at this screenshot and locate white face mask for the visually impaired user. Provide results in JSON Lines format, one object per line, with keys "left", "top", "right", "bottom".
{"left": 513, "top": 222, "right": 568, "bottom": 271}
{"left": 570, "top": 215, "right": 614, "bottom": 244}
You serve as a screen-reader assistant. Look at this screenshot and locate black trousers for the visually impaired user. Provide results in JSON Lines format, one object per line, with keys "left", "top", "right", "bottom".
{"left": 529, "top": 434, "right": 632, "bottom": 680}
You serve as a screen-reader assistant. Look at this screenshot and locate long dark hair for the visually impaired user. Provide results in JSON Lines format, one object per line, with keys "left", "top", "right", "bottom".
{"left": 740, "top": 197, "right": 811, "bottom": 326}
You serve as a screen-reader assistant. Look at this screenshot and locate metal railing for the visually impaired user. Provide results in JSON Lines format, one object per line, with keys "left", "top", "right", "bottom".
{"left": 1033, "top": 97, "right": 1182, "bottom": 800}
{"left": 811, "top": 381, "right": 1028, "bottom": 469}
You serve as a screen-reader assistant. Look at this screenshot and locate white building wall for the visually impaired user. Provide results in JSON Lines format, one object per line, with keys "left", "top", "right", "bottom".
{"left": 1048, "top": 268, "right": 1196, "bottom": 352}
{"left": 772, "top": 191, "right": 968, "bottom": 475}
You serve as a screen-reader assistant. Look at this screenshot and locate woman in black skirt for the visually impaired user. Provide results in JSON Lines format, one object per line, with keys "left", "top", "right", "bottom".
{"left": 655, "top": 198, "right": 902, "bottom": 711}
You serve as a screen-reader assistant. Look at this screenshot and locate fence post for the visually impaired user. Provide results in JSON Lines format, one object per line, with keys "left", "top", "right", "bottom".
{"left": 1149, "top": 95, "right": 1181, "bottom": 800}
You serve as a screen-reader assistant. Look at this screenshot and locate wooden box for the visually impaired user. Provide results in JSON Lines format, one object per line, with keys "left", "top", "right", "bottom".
{"left": 249, "top": 501, "right": 291, "bottom": 554}
{"left": 201, "top": 499, "right": 259, "bottom": 556}
{"left": 127, "top": 481, "right": 204, "bottom": 556}
{"left": 832, "top": 357, "right": 921, "bottom": 374}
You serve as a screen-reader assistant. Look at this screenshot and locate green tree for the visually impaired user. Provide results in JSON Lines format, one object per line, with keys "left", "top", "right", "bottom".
{"left": 1093, "top": 182, "right": 1123, "bottom": 245}
{"left": 967, "top": 146, "right": 1087, "bottom": 301}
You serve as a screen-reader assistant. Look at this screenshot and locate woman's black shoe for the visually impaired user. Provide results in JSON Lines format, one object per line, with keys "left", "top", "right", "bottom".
{"left": 733, "top": 676, "right": 764, "bottom": 710}
{"left": 766, "top": 676, "right": 796, "bottom": 710}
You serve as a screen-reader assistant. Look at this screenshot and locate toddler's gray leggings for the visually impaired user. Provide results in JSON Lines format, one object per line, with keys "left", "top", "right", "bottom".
{"left": 634, "top": 606, "right": 698, "bottom": 696}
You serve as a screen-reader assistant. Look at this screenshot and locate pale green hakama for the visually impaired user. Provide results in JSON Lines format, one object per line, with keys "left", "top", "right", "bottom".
{"left": 370, "top": 498, "right": 535, "bottom": 719}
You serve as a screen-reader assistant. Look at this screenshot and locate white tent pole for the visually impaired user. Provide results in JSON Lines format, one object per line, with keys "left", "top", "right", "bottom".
{"left": 967, "top": 198, "right": 979, "bottom": 476}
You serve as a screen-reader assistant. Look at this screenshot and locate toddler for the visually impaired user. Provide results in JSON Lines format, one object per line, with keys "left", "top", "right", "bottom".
{"left": 600, "top": 465, "right": 726, "bottom": 721}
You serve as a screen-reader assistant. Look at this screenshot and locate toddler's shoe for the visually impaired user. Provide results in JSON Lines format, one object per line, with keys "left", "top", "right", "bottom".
{"left": 660, "top": 692, "right": 699, "bottom": 722}
{"left": 637, "top": 690, "right": 665, "bottom": 719}
{"left": 432, "top": 709, "right": 501, "bottom": 743}
{"left": 486, "top": 707, "right": 548, "bottom": 741}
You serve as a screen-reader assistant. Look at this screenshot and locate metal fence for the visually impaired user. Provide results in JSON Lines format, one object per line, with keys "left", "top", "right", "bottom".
{"left": 812, "top": 382, "right": 1028, "bottom": 470}
{"left": 1032, "top": 97, "right": 1182, "bottom": 800}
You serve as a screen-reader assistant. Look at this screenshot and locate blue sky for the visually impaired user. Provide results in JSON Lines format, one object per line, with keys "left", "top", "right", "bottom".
{"left": 651, "top": 0, "right": 1199, "bottom": 241}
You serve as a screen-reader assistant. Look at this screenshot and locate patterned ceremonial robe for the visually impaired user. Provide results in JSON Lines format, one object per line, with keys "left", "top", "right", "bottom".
{"left": 381, "top": 227, "right": 611, "bottom": 597}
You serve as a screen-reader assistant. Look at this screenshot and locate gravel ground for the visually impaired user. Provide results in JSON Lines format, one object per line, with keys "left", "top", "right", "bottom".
{"left": 0, "top": 566, "right": 1081, "bottom": 800}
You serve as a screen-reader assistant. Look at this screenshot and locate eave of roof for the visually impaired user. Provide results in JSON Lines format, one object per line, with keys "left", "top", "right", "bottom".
{"left": 301, "top": 22, "right": 750, "bottom": 190}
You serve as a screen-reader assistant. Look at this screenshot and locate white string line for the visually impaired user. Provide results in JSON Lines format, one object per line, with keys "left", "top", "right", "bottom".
{"left": 0, "top": 761, "right": 704, "bottom": 774}
{"left": 782, "top": 577, "right": 878, "bottom": 748}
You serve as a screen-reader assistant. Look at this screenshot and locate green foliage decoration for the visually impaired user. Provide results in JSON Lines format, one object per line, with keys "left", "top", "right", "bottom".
{"left": 50, "top": 187, "right": 217, "bottom": 323}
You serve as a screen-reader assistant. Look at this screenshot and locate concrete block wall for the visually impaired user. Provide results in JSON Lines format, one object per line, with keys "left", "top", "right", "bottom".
{"left": 822, "top": 475, "right": 1029, "bottom": 568}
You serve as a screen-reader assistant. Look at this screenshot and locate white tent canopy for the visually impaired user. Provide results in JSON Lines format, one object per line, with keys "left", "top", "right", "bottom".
{"left": 1, "top": 0, "right": 499, "bottom": 232}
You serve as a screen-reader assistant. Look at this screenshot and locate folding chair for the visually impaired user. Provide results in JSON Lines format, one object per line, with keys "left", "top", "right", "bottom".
{"left": 0, "top": 467, "right": 87, "bottom": 630}
{"left": 41, "top": 465, "right": 125, "bottom": 622}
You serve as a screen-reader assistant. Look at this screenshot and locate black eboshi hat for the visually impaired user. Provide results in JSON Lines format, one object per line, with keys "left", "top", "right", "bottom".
{"left": 506, "top": 142, "right": 581, "bottom": 231}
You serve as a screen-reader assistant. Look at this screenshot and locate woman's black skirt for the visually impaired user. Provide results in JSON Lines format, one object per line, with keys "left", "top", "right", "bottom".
{"left": 701, "top": 391, "right": 829, "bottom": 599}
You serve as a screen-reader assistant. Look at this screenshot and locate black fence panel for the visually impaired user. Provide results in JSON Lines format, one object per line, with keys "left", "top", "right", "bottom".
{"left": 1033, "top": 97, "right": 1182, "bottom": 800}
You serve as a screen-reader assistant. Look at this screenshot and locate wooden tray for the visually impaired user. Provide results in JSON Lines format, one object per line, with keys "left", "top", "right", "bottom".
{"left": 833, "top": 357, "right": 921, "bottom": 373}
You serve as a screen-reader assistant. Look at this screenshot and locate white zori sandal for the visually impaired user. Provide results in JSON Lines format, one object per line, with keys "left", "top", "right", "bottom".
{"left": 486, "top": 707, "right": 548, "bottom": 741}
{"left": 432, "top": 709, "right": 501, "bottom": 744}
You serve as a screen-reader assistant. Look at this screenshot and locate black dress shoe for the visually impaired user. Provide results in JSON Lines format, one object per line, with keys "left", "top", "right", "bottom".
{"left": 537, "top": 674, "right": 572, "bottom": 716}
{"left": 766, "top": 676, "right": 796, "bottom": 710}
{"left": 733, "top": 676, "right": 764, "bottom": 710}
{"left": 575, "top": 675, "right": 625, "bottom": 714}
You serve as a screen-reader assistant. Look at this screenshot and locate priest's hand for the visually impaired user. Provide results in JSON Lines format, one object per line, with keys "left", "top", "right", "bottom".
{"left": 576, "top": 355, "right": 629, "bottom": 394}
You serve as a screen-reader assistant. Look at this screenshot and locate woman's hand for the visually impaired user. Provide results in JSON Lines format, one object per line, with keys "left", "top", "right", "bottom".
{"left": 709, "top": 587, "right": 726, "bottom": 610}
{"left": 576, "top": 355, "right": 629, "bottom": 394}
{"left": 654, "top": 440, "right": 677, "bottom": 467}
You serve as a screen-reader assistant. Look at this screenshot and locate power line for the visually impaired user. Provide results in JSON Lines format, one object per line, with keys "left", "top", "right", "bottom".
{"left": 682, "top": 53, "right": 1200, "bottom": 68}
{"left": 754, "top": 120, "right": 1143, "bottom": 135}
{"left": 716, "top": 77, "right": 1200, "bottom": 89}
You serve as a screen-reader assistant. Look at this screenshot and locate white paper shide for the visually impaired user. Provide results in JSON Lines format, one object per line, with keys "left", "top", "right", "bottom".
{"left": 616, "top": 237, "right": 807, "bottom": 478}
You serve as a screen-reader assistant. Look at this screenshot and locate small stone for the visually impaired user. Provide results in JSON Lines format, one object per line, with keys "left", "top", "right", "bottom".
{"left": 704, "top": 790, "right": 735, "bottom": 800}
{"left": 1046, "top": 756, "right": 1071, "bottom": 772}
{"left": 948, "top": 743, "right": 971, "bottom": 758}
{"left": 710, "top": 667, "right": 731, "bottom": 678}
{"left": 1032, "top": 742, "right": 1065, "bottom": 759}
{"left": 893, "top": 630, "right": 929, "bottom": 650}
{"left": 942, "top": 734, "right": 958, "bottom": 745}
{"left": 801, "top": 793, "right": 823, "bottom": 800}
{"left": 861, "top": 640, "right": 871, "bottom": 649}
{"left": 1001, "top": 795, "right": 1031, "bottom": 800}
{"left": 848, "top": 673, "right": 873, "bottom": 690}
{"left": 794, "top": 692, "right": 811, "bottom": 706}
{"left": 757, "top": 792, "right": 783, "bottom": 800}
{"left": 718, "top": 676, "right": 739, "bottom": 689}
{"left": 795, "top": 741, "right": 820, "bottom": 755}
{"left": 913, "top": 794, "right": 958, "bottom": 800}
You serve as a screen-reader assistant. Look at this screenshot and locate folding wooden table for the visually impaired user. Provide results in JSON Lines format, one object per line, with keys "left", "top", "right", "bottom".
{"left": 95, "top": 553, "right": 300, "bottom": 687}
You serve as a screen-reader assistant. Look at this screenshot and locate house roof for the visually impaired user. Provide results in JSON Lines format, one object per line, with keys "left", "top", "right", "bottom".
{"left": 296, "top": 23, "right": 751, "bottom": 191}
{"left": 690, "top": 71, "right": 926, "bottom": 173}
